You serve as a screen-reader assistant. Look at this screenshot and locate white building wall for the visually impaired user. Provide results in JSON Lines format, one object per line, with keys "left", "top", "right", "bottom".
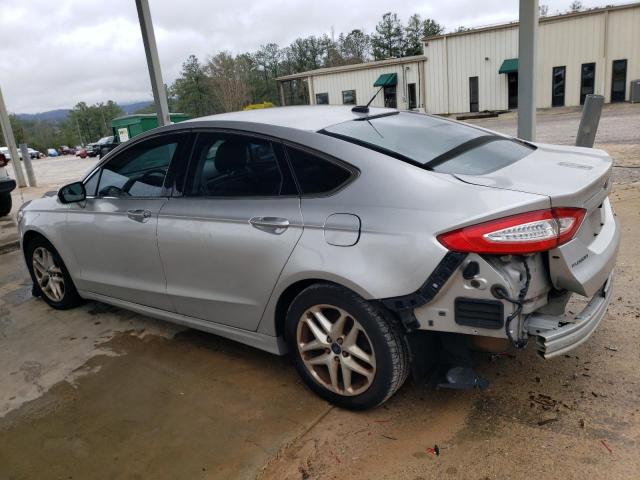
{"left": 424, "top": 5, "right": 640, "bottom": 114}
{"left": 606, "top": 7, "right": 640, "bottom": 101}
{"left": 309, "top": 61, "right": 424, "bottom": 110}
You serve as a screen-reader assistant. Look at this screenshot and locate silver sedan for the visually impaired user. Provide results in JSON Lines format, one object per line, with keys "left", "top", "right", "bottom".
{"left": 17, "top": 106, "right": 619, "bottom": 409}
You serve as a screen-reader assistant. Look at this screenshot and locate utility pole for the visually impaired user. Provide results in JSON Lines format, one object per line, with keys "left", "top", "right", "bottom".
{"left": 0, "top": 85, "right": 27, "bottom": 187}
{"left": 517, "top": 0, "right": 539, "bottom": 141}
{"left": 135, "top": 0, "right": 171, "bottom": 127}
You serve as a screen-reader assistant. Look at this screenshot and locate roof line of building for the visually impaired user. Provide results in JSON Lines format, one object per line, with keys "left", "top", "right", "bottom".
{"left": 423, "top": 1, "right": 640, "bottom": 41}
{"left": 276, "top": 55, "right": 425, "bottom": 81}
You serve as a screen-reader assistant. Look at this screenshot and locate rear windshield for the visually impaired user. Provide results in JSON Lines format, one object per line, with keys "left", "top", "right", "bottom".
{"left": 322, "top": 112, "right": 534, "bottom": 175}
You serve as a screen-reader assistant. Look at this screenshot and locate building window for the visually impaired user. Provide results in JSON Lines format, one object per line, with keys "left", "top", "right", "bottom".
{"left": 469, "top": 77, "right": 479, "bottom": 112}
{"left": 580, "top": 63, "right": 596, "bottom": 105}
{"left": 342, "top": 90, "right": 356, "bottom": 105}
{"left": 315, "top": 93, "right": 329, "bottom": 105}
{"left": 611, "top": 59, "right": 627, "bottom": 102}
{"left": 552, "top": 66, "right": 566, "bottom": 107}
{"left": 407, "top": 83, "right": 417, "bottom": 109}
{"left": 383, "top": 86, "right": 397, "bottom": 108}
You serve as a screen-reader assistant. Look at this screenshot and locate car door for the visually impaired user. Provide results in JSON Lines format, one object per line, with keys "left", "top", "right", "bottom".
{"left": 157, "top": 130, "right": 303, "bottom": 331}
{"left": 64, "top": 132, "right": 190, "bottom": 310}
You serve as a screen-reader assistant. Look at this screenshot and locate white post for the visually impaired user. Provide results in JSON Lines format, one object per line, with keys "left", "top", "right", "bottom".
{"left": 19, "top": 144, "right": 37, "bottom": 187}
{"left": 576, "top": 95, "right": 604, "bottom": 148}
{"left": 135, "top": 0, "right": 171, "bottom": 126}
{"left": 517, "top": 0, "right": 539, "bottom": 141}
{"left": 0, "top": 86, "right": 27, "bottom": 187}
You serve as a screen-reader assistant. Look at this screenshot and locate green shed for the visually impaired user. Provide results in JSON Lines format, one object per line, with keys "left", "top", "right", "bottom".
{"left": 111, "top": 113, "right": 191, "bottom": 142}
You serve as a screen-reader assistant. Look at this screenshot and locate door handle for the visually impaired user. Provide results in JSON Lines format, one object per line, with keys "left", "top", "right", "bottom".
{"left": 127, "top": 209, "right": 152, "bottom": 223}
{"left": 249, "top": 216, "right": 290, "bottom": 232}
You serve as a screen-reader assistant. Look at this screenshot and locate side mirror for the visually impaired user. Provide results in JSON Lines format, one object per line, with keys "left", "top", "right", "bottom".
{"left": 58, "top": 181, "right": 86, "bottom": 204}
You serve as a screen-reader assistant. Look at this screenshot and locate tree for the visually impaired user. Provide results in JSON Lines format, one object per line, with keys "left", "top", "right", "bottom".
{"left": 539, "top": 4, "right": 550, "bottom": 16}
{"left": 454, "top": 26, "right": 472, "bottom": 33}
{"left": 422, "top": 18, "right": 444, "bottom": 38}
{"left": 170, "top": 55, "right": 214, "bottom": 118}
{"left": 339, "top": 29, "right": 372, "bottom": 63}
{"left": 405, "top": 14, "right": 424, "bottom": 56}
{"left": 67, "top": 101, "right": 123, "bottom": 144}
{"left": 206, "top": 52, "right": 253, "bottom": 112}
{"left": 569, "top": 1, "right": 583, "bottom": 12}
{"left": 371, "top": 12, "right": 405, "bottom": 60}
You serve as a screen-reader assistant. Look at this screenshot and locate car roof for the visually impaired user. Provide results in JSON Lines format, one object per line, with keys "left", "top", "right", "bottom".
{"left": 187, "top": 105, "right": 397, "bottom": 132}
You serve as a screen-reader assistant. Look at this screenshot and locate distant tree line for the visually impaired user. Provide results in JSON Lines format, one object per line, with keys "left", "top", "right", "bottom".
{"left": 166, "top": 12, "right": 444, "bottom": 116}
{"left": 1, "top": 101, "right": 124, "bottom": 154}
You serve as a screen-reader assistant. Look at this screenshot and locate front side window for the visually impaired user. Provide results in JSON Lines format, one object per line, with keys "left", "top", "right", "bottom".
{"left": 97, "top": 135, "right": 180, "bottom": 197}
{"left": 342, "top": 90, "right": 356, "bottom": 105}
{"left": 186, "top": 133, "right": 288, "bottom": 197}
{"left": 84, "top": 170, "right": 100, "bottom": 196}
{"left": 322, "top": 112, "right": 534, "bottom": 175}
{"left": 316, "top": 93, "right": 329, "bottom": 105}
{"left": 286, "top": 146, "right": 352, "bottom": 195}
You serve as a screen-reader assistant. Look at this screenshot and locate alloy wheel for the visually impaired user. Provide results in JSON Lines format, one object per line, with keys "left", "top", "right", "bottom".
{"left": 32, "top": 246, "right": 65, "bottom": 302}
{"left": 296, "top": 304, "right": 376, "bottom": 396}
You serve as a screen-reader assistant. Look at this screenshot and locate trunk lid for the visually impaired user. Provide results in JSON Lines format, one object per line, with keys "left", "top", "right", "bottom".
{"left": 455, "top": 142, "right": 618, "bottom": 298}
{"left": 454, "top": 142, "right": 613, "bottom": 211}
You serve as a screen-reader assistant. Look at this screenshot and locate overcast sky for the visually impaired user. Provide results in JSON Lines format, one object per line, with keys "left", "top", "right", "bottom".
{"left": 0, "top": 0, "right": 628, "bottom": 113}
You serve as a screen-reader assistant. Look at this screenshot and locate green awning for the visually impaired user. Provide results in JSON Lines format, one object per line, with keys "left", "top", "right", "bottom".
{"left": 499, "top": 58, "right": 518, "bottom": 74}
{"left": 373, "top": 73, "right": 397, "bottom": 87}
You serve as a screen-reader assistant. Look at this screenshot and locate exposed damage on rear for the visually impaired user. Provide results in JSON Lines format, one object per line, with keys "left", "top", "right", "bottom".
{"left": 390, "top": 142, "right": 619, "bottom": 359}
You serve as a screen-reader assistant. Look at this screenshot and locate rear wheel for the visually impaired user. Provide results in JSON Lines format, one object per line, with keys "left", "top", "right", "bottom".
{"left": 25, "top": 237, "right": 82, "bottom": 309}
{"left": 0, "top": 193, "right": 11, "bottom": 217}
{"left": 286, "top": 283, "right": 409, "bottom": 410}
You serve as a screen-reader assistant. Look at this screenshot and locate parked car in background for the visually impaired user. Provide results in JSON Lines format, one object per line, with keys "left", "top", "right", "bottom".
{"left": 59, "top": 146, "right": 72, "bottom": 155}
{"left": 0, "top": 147, "right": 10, "bottom": 161}
{"left": 85, "top": 143, "right": 99, "bottom": 157}
{"left": 17, "top": 106, "right": 620, "bottom": 409}
{"left": 0, "top": 152, "right": 16, "bottom": 216}
{"left": 96, "top": 136, "right": 118, "bottom": 158}
{"left": 47, "top": 148, "right": 59, "bottom": 157}
{"left": 28, "top": 148, "right": 42, "bottom": 159}
{"left": 76, "top": 148, "right": 88, "bottom": 159}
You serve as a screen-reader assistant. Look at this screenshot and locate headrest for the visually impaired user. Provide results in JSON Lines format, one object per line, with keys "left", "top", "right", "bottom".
{"left": 215, "top": 141, "right": 247, "bottom": 174}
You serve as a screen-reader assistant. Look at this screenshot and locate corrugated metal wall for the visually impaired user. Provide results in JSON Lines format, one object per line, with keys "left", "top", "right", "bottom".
{"left": 309, "top": 61, "right": 423, "bottom": 109}
{"left": 424, "top": 5, "right": 640, "bottom": 113}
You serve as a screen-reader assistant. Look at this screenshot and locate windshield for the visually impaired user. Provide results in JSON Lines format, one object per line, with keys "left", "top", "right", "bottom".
{"left": 322, "top": 112, "right": 535, "bottom": 175}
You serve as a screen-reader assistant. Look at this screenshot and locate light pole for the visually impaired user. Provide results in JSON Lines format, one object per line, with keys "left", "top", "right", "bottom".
{"left": 0, "top": 86, "right": 27, "bottom": 187}
{"left": 135, "top": 0, "right": 171, "bottom": 127}
{"left": 517, "top": 0, "right": 539, "bottom": 141}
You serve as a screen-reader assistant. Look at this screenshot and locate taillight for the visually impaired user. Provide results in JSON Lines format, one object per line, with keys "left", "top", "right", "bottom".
{"left": 437, "top": 208, "right": 586, "bottom": 254}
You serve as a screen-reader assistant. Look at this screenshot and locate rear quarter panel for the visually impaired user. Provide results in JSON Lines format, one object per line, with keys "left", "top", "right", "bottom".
{"left": 257, "top": 133, "right": 551, "bottom": 336}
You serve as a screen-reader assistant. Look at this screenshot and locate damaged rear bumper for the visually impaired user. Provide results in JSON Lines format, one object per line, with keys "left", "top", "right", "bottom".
{"left": 525, "top": 274, "right": 613, "bottom": 359}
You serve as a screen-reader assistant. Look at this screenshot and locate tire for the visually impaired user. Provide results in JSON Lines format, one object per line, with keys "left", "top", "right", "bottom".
{"left": 286, "top": 283, "right": 410, "bottom": 410}
{"left": 0, "top": 193, "right": 11, "bottom": 217}
{"left": 25, "top": 236, "right": 82, "bottom": 309}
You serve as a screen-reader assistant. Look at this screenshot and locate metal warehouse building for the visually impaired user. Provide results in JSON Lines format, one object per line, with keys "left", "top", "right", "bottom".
{"left": 277, "top": 2, "right": 640, "bottom": 114}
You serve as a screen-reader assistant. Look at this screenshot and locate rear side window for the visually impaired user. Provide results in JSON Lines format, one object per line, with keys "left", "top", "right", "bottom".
{"left": 322, "top": 112, "right": 534, "bottom": 175}
{"left": 186, "top": 132, "right": 294, "bottom": 197}
{"left": 286, "top": 147, "right": 352, "bottom": 195}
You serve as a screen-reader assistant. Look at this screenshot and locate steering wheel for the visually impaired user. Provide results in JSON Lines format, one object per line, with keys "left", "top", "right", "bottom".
{"left": 121, "top": 168, "right": 167, "bottom": 194}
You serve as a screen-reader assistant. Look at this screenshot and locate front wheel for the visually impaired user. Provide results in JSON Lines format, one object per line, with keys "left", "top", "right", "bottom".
{"left": 286, "top": 283, "right": 410, "bottom": 410}
{"left": 25, "top": 237, "right": 82, "bottom": 309}
{"left": 0, "top": 193, "right": 11, "bottom": 217}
